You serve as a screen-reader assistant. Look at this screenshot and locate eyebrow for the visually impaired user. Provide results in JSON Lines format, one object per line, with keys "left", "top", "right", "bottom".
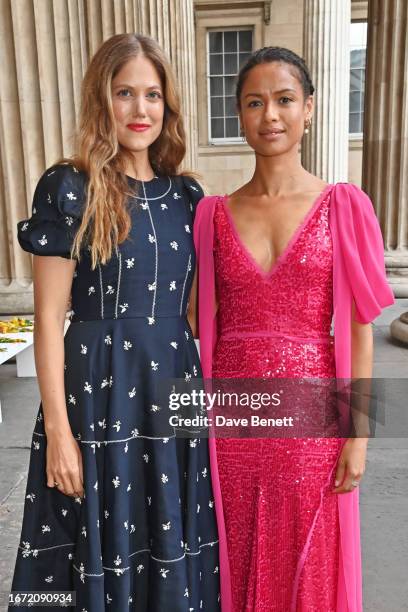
{"left": 112, "top": 83, "right": 162, "bottom": 90}
{"left": 244, "top": 88, "right": 297, "bottom": 98}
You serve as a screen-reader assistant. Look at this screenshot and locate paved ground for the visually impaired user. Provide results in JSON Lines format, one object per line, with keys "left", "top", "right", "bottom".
{"left": 0, "top": 301, "right": 407, "bottom": 611}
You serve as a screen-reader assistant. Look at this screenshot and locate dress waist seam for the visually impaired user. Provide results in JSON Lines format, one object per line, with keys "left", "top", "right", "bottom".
{"left": 219, "top": 330, "right": 333, "bottom": 344}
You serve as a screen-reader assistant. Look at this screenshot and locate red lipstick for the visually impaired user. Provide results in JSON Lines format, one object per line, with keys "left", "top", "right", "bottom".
{"left": 127, "top": 123, "right": 151, "bottom": 132}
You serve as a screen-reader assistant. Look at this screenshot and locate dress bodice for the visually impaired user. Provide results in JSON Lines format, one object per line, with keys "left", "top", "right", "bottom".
{"left": 17, "top": 164, "right": 203, "bottom": 324}
{"left": 213, "top": 187, "right": 334, "bottom": 341}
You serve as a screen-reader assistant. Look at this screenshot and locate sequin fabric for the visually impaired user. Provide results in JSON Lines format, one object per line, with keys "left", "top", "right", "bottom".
{"left": 212, "top": 189, "right": 342, "bottom": 611}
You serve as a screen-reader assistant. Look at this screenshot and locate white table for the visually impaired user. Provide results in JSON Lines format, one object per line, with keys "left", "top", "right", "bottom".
{"left": 0, "top": 331, "right": 35, "bottom": 423}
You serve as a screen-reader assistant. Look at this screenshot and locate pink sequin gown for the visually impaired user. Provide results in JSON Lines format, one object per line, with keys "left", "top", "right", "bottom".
{"left": 212, "top": 186, "right": 343, "bottom": 611}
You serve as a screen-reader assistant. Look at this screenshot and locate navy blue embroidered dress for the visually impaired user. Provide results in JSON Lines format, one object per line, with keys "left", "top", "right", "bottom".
{"left": 11, "top": 164, "right": 220, "bottom": 611}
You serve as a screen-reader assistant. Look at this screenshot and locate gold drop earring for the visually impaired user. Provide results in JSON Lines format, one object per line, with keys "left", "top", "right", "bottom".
{"left": 304, "top": 118, "right": 312, "bottom": 134}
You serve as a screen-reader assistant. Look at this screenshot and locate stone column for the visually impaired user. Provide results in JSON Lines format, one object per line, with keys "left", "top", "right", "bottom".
{"left": 302, "top": 0, "right": 351, "bottom": 183}
{"left": 363, "top": 0, "right": 408, "bottom": 299}
{"left": 0, "top": 0, "right": 198, "bottom": 314}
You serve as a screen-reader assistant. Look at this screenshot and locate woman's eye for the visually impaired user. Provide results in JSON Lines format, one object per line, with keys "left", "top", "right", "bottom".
{"left": 147, "top": 91, "right": 162, "bottom": 99}
{"left": 248, "top": 100, "right": 262, "bottom": 108}
{"left": 280, "top": 97, "right": 292, "bottom": 104}
{"left": 117, "top": 89, "right": 132, "bottom": 97}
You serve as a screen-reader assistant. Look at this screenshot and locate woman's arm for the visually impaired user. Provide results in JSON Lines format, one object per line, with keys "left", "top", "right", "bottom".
{"left": 334, "top": 303, "right": 372, "bottom": 494}
{"left": 33, "top": 255, "right": 84, "bottom": 498}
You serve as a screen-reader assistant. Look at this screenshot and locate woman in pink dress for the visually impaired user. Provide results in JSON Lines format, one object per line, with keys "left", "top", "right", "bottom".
{"left": 192, "top": 47, "right": 394, "bottom": 611}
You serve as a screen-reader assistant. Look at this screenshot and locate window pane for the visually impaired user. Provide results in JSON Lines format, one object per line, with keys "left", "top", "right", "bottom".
{"left": 210, "top": 77, "right": 223, "bottom": 96}
{"left": 224, "top": 76, "right": 235, "bottom": 96}
{"left": 211, "top": 118, "right": 224, "bottom": 138}
{"left": 349, "top": 112, "right": 362, "bottom": 133}
{"left": 350, "top": 69, "right": 363, "bottom": 91}
{"left": 224, "top": 31, "right": 237, "bottom": 52}
{"left": 239, "top": 52, "right": 251, "bottom": 68}
{"left": 211, "top": 97, "right": 224, "bottom": 117}
{"left": 209, "top": 32, "right": 222, "bottom": 53}
{"left": 239, "top": 30, "right": 252, "bottom": 52}
{"left": 350, "top": 91, "right": 362, "bottom": 113}
{"left": 224, "top": 53, "right": 238, "bottom": 74}
{"left": 351, "top": 49, "right": 366, "bottom": 68}
{"left": 210, "top": 54, "right": 223, "bottom": 75}
{"left": 226, "top": 117, "right": 239, "bottom": 138}
{"left": 225, "top": 96, "right": 236, "bottom": 117}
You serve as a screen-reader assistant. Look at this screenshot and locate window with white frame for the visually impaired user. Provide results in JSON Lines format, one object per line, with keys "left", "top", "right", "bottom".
{"left": 349, "top": 22, "right": 367, "bottom": 136}
{"left": 207, "top": 29, "right": 253, "bottom": 142}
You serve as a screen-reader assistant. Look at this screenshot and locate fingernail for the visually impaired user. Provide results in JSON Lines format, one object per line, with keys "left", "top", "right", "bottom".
{"left": 334, "top": 480, "right": 339, "bottom": 486}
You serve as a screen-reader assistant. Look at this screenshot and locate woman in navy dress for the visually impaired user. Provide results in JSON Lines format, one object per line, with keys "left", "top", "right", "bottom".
{"left": 10, "top": 34, "right": 220, "bottom": 611}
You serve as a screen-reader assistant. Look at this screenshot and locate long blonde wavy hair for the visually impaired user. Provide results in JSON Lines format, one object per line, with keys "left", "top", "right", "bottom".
{"left": 63, "top": 33, "right": 191, "bottom": 268}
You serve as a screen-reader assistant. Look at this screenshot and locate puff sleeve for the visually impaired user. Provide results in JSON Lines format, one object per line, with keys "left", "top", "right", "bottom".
{"left": 331, "top": 182, "right": 395, "bottom": 324}
{"left": 17, "top": 163, "right": 87, "bottom": 259}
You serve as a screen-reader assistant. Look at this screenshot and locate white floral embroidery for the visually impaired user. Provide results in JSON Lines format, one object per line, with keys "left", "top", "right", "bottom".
{"left": 44, "top": 575, "right": 53, "bottom": 583}
{"left": 119, "top": 303, "right": 128, "bottom": 313}
{"left": 62, "top": 508, "right": 68, "bottom": 516}
{"left": 84, "top": 382, "right": 92, "bottom": 394}
{"left": 161, "top": 473, "right": 169, "bottom": 484}
{"left": 94, "top": 481, "right": 98, "bottom": 491}
{"left": 193, "top": 365, "right": 198, "bottom": 376}
{"left": 184, "top": 224, "right": 191, "bottom": 233}
{"left": 170, "top": 341, "right": 178, "bottom": 349}
{"left": 81, "top": 526, "right": 87, "bottom": 538}
{"left": 21, "top": 222, "right": 29, "bottom": 231}
{"left": 148, "top": 281, "right": 156, "bottom": 291}
{"left": 128, "top": 387, "right": 136, "bottom": 398}
{"left": 125, "top": 258, "right": 135, "bottom": 268}
{"left": 38, "top": 235, "right": 48, "bottom": 246}
{"left": 114, "top": 555, "right": 122, "bottom": 566}
{"left": 65, "top": 216, "right": 74, "bottom": 226}
{"left": 162, "top": 521, "right": 171, "bottom": 531}
{"left": 90, "top": 423, "right": 94, "bottom": 431}
{"left": 47, "top": 193, "right": 52, "bottom": 203}
{"left": 202, "top": 468, "right": 208, "bottom": 477}
{"left": 104, "top": 510, "right": 109, "bottom": 519}
{"left": 162, "top": 438, "right": 169, "bottom": 444}
{"left": 66, "top": 192, "right": 77, "bottom": 200}
{"left": 147, "top": 316, "right": 155, "bottom": 325}
{"left": 68, "top": 394, "right": 76, "bottom": 405}
{"left": 148, "top": 233, "right": 156, "bottom": 243}
{"left": 33, "top": 441, "right": 40, "bottom": 450}
{"left": 151, "top": 360, "right": 159, "bottom": 370}
{"left": 26, "top": 493, "right": 35, "bottom": 503}
{"left": 209, "top": 500, "right": 214, "bottom": 508}
{"left": 80, "top": 344, "right": 87, "bottom": 355}
{"left": 131, "top": 428, "right": 139, "bottom": 437}
{"left": 106, "top": 594, "right": 112, "bottom": 602}
{"left": 101, "top": 376, "right": 113, "bottom": 389}
{"left": 169, "top": 280, "right": 176, "bottom": 291}
{"left": 112, "top": 420, "right": 121, "bottom": 432}
{"left": 41, "top": 524, "right": 51, "bottom": 534}
{"left": 172, "top": 192, "right": 181, "bottom": 200}
{"left": 184, "top": 587, "right": 189, "bottom": 597}
{"left": 123, "top": 340, "right": 132, "bottom": 351}
{"left": 190, "top": 439, "right": 197, "bottom": 448}
{"left": 88, "top": 286, "right": 95, "bottom": 296}
{"left": 127, "top": 483, "right": 131, "bottom": 491}
{"left": 197, "top": 504, "right": 200, "bottom": 513}
{"left": 140, "top": 202, "right": 148, "bottom": 210}
{"left": 98, "top": 418, "right": 106, "bottom": 429}
{"left": 104, "top": 335, "right": 112, "bottom": 345}
{"left": 112, "top": 476, "right": 120, "bottom": 488}
{"left": 170, "top": 241, "right": 178, "bottom": 250}
{"left": 147, "top": 496, "right": 152, "bottom": 506}
{"left": 137, "top": 564, "right": 144, "bottom": 573}
{"left": 185, "top": 372, "right": 192, "bottom": 382}
{"left": 143, "top": 453, "right": 149, "bottom": 463}
{"left": 106, "top": 285, "right": 115, "bottom": 295}
{"left": 160, "top": 203, "right": 168, "bottom": 210}
{"left": 160, "top": 568, "right": 170, "bottom": 578}
{"left": 185, "top": 330, "right": 189, "bottom": 339}
{"left": 130, "top": 524, "right": 135, "bottom": 533}
{"left": 124, "top": 442, "right": 128, "bottom": 453}
{"left": 214, "top": 566, "right": 219, "bottom": 573}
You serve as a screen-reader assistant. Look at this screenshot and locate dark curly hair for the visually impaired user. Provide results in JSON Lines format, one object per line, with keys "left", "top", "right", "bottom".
{"left": 236, "top": 47, "right": 315, "bottom": 109}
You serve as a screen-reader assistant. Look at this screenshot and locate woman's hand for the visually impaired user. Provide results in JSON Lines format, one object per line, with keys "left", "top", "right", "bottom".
{"left": 333, "top": 438, "right": 368, "bottom": 494}
{"left": 46, "top": 428, "right": 84, "bottom": 498}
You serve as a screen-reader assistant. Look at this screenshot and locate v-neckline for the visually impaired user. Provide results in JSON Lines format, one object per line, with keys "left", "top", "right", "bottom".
{"left": 221, "top": 183, "right": 334, "bottom": 280}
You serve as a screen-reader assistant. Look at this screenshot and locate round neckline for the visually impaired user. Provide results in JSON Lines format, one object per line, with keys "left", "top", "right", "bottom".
{"left": 126, "top": 174, "right": 162, "bottom": 184}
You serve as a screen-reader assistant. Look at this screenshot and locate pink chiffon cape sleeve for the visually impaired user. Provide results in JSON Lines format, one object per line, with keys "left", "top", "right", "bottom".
{"left": 194, "top": 186, "right": 394, "bottom": 612}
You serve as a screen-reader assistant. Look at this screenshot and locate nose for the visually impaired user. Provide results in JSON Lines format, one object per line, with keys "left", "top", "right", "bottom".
{"left": 132, "top": 94, "right": 148, "bottom": 118}
{"left": 263, "top": 100, "right": 279, "bottom": 122}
